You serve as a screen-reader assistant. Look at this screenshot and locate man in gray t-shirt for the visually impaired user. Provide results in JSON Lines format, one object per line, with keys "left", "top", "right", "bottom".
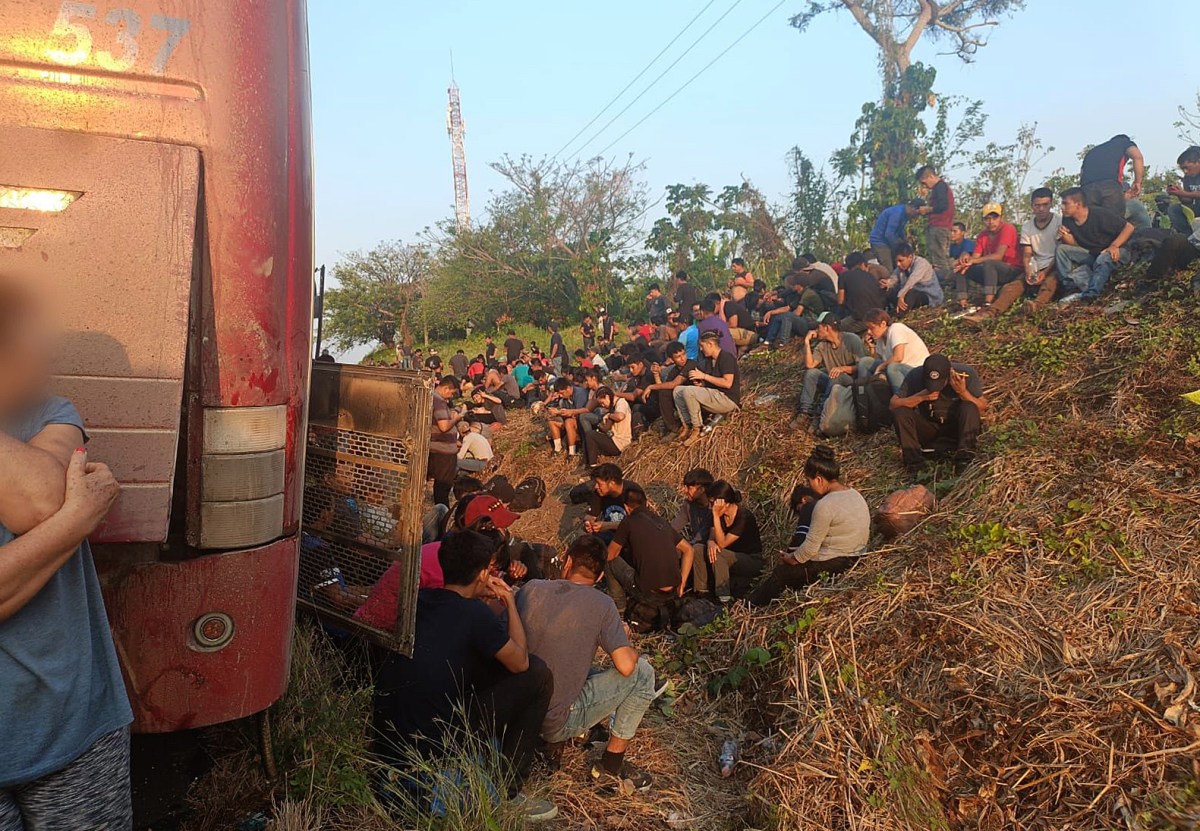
{"left": 796, "top": 312, "right": 868, "bottom": 419}
{"left": 516, "top": 535, "right": 657, "bottom": 791}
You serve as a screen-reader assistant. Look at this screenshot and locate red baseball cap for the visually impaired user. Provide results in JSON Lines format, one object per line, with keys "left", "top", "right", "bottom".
{"left": 464, "top": 495, "right": 520, "bottom": 529}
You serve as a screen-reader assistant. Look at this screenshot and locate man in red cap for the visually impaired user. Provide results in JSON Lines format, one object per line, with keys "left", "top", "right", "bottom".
{"left": 889, "top": 354, "right": 989, "bottom": 477}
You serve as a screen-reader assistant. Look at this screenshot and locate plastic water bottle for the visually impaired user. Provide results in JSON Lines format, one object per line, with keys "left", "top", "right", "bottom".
{"left": 718, "top": 739, "right": 738, "bottom": 778}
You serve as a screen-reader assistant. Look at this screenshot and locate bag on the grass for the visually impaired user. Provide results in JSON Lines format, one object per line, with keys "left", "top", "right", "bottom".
{"left": 568, "top": 482, "right": 594, "bottom": 505}
{"left": 852, "top": 376, "right": 894, "bottom": 434}
{"left": 876, "top": 485, "right": 936, "bottom": 538}
{"left": 510, "top": 476, "right": 547, "bottom": 512}
{"left": 672, "top": 596, "right": 723, "bottom": 629}
{"left": 484, "top": 475, "right": 516, "bottom": 503}
{"left": 817, "top": 383, "right": 854, "bottom": 437}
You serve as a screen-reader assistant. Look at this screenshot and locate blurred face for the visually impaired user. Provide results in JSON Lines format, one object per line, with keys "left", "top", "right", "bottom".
{"left": 597, "top": 393, "right": 613, "bottom": 409}
{"left": 816, "top": 323, "right": 838, "bottom": 341}
{"left": 691, "top": 304, "right": 701, "bottom": 319}
{"left": 1181, "top": 159, "right": 1200, "bottom": 177}
{"left": 627, "top": 360, "right": 645, "bottom": 376}
{"left": 950, "top": 226, "right": 965, "bottom": 244}
{"left": 682, "top": 481, "right": 706, "bottom": 502}
{"left": 983, "top": 214, "right": 1002, "bottom": 233}
{"left": 594, "top": 477, "right": 621, "bottom": 497}
{"left": 807, "top": 475, "right": 831, "bottom": 497}
{"left": 918, "top": 172, "right": 936, "bottom": 188}
{"left": 669, "top": 349, "right": 688, "bottom": 368}
{"left": 732, "top": 263, "right": 746, "bottom": 276}
{"left": 1031, "top": 195, "right": 1054, "bottom": 221}
{"left": 1061, "top": 196, "right": 1085, "bottom": 219}
{"left": 0, "top": 290, "right": 53, "bottom": 415}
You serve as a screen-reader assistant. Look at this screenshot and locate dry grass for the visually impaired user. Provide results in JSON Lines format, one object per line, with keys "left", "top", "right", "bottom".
{"left": 184, "top": 276, "right": 1199, "bottom": 830}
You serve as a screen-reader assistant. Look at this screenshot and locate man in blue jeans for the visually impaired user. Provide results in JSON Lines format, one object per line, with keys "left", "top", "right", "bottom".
{"left": 1055, "top": 187, "right": 1134, "bottom": 303}
{"left": 516, "top": 535, "right": 657, "bottom": 791}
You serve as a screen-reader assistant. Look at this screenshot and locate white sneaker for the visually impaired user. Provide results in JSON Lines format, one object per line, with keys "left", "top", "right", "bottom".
{"left": 513, "top": 794, "right": 558, "bottom": 822}
{"left": 1058, "top": 293, "right": 1083, "bottom": 305}
{"left": 950, "top": 305, "right": 979, "bottom": 319}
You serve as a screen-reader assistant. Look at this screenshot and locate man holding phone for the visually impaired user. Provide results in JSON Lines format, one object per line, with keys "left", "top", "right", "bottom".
{"left": 890, "top": 354, "right": 989, "bottom": 477}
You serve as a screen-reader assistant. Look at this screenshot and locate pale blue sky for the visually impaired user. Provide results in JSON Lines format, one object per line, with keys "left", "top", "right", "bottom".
{"left": 310, "top": 0, "right": 1199, "bottom": 274}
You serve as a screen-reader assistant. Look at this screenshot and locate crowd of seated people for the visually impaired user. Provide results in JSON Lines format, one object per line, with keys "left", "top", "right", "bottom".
{"left": 358, "top": 140, "right": 1200, "bottom": 820}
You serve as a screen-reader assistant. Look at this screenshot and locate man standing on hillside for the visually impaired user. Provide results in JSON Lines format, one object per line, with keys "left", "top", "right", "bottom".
{"left": 645, "top": 284, "right": 667, "bottom": 323}
{"left": 485, "top": 335, "right": 498, "bottom": 366}
{"left": 1080, "top": 134, "right": 1144, "bottom": 214}
{"left": 916, "top": 165, "right": 955, "bottom": 280}
{"left": 868, "top": 200, "right": 925, "bottom": 273}
{"left": 504, "top": 330, "right": 524, "bottom": 365}
{"left": 449, "top": 348, "right": 469, "bottom": 378}
{"left": 1056, "top": 187, "right": 1135, "bottom": 304}
{"left": 517, "top": 535, "right": 656, "bottom": 791}
{"left": 428, "top": 376, "right": 463, "bottom": 506}
{"left": 548, "top": 323, "right": 567, "bottom": 375}
{"left": 952, "top": 203, "right": 1022, "bottom": 312}
{"left": 673, "top": 271, "right": 698, "bottom": 324}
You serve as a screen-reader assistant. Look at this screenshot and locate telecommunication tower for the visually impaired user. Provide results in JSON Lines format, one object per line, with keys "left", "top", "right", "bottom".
{"left": 446, "top": 79, "right": 470, "bottom": 231}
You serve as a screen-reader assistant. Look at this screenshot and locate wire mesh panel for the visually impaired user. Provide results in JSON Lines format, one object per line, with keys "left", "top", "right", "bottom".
{"left": 300, "top": 364, "right": 432, "bottom": 654}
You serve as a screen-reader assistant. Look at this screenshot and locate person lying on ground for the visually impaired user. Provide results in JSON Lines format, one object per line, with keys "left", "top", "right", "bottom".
{"left": 1056, "top": 186, "right": 1135, "bottom": 304}
{"left": 793, "top": 312, "right": 868, "bottom": 429}
{"left": 888, "top": 243, "right": 944, "bottom": 315}
{"left": 965, "top": 187, "right": 1061, "bottom": 324}
{"left": 862, "top": 308, "right": 931, "bottom": 394}
{"left": 890, "top": 354, "right": 988, "bottom": 478}
{"left": 465, "top": 387, "right": 506, "bottom": 429}
{"left": 606, "top": 485, "right": 694, "bottom": 614}
{"left": 1166, "top": 145, "right": 1200, "bottom": 236}
{"left": 641, "top": 342, "right": 696, "bottom": 437}
{"left": 371, "top": 529, "right": 557, "bottom": 823}
{"left": 581, "top": 386, "right": 632, "bottom": 469}
{"left": 675, "top": 330, "right": 741, "bottom": 448}
{"left": 693, "top": 480, "right": 763, "bottom": 603}
{"left": 953, "top": 203, "right": 1022, "bottom": 312}
{"left": 516, "top": 535, "right": 656, "bottom": 791}
{"left": 746, "top": 446, "right": 870, "bottom": 607}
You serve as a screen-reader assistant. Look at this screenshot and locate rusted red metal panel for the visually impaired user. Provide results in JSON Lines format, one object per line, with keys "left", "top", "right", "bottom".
{"left": 99, "top": 537, "right": 299, "bottom": 733}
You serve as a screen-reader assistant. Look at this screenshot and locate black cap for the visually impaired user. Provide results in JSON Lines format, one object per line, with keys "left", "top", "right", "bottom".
{"left": 923, "top": 354, "right": 952, "bottom": 392}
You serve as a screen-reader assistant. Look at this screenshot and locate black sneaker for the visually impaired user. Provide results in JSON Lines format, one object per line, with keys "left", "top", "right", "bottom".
{"left": 591, "top": 761, "right": 652, "bottom": 792}
{"left": 953, "top": 452, "right": 975, "bottom": 476}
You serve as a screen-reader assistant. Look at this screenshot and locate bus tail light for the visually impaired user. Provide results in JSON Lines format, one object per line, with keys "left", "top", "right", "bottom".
{"left": 198, "top": 406, "right": 287, "bottom": 549}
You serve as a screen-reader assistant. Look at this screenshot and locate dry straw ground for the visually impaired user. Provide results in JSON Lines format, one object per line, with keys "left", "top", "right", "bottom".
{"left": 186, "top": 276, "right": 1199, "bottom": 831}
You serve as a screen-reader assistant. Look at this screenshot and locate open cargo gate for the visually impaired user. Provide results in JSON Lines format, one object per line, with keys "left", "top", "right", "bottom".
{"left": 301, "top": 364, "right": 432, "bottom": 654}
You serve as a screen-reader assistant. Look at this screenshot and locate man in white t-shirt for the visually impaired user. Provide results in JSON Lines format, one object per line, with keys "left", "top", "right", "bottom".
{"left": 581, "top": 386, "right": 632, "bottom": 468}
{"left": 966, "top": 187, "right": 1062, "bottom": 324}
{"left": 456, "top": 421, "right": 494, "bottom": 473}
{"left": 862, "top": 309, "right": 932, "bottom": 393}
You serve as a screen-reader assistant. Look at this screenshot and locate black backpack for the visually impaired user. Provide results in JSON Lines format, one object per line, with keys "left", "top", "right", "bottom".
{"left": 510, "top": 476, "right": 547, "bottom": 512}
{"left": 851, "top": 377, "right": 894, "bottom": 434}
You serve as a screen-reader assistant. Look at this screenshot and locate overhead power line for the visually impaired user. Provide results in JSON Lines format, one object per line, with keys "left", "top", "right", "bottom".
{"left": 594, "top": 0, "right": 788, "bottom": 159}
{"left": 567, "top": 0, "right": 747, "bottom": 162}
{"left": 552, "top": 0, "right": 720, "bottom": 160}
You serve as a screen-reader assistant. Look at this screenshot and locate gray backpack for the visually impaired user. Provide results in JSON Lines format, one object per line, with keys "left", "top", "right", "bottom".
{"left": 817, "top": 383, "right": 855, "bottom": 437}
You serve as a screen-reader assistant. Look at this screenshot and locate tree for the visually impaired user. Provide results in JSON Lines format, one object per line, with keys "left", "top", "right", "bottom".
{"left": 322, "top": 241, "right": 430, "bottom": 352}
{"left": 790, "top": 0, "right": 1026, "bottom": 92}
{"left": 955, "top": 122, "right": 1053, "bottom": 228}
{"left": 783, "top": 149, "right": 832, "bottom": 255}
{"left": 1176, "top": 91, "right": 1200, "bottom": 145}
{"left": 425, "top": 155, "right": 649, "bottom": 327}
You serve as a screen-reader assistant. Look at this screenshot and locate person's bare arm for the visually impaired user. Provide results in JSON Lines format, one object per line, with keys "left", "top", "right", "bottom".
{"left": 691, "top": 368, "right": 734, "bottom": 390}
{"left": 606, "top": 540, "right": 623, "bottom": 562}
{"left": 949, "top": 371, "right": 989, "bottom": 415}
{"left": 890, "top": 389, "right": 937, "bottom": 411}
{"left": 1106, "top": 222, "right": 1135, "bottom": 262}
{"left": 0, "top": 449, "right": 119, "bottom": 622}
{"left": 1128, "top": 146, "right": 1145, "bottom": 196}
{"left": 676, "top": 538, "right": 693, "bottom": 597}
{"left": 0, "top": 424, "right": 82, "bottom": 534}
{"left": 611, "top": 645, "right": 639, "bottom": 677}
{"left": 489, "top": 577, "right": 530, "bottom": 673}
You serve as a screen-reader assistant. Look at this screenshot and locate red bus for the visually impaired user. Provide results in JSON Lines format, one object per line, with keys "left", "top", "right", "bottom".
{"left": 0, "top": 1, "right": 313, "bottom": 732}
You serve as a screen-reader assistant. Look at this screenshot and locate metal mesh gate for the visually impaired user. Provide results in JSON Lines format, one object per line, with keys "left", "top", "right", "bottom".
{"left": 300, "top": 364, "right": 432, "bottom": 654}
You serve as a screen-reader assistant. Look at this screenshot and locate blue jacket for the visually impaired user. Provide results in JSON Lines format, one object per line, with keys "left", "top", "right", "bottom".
{"left": 869, "top": 204, "right": 909, "bottom": 248}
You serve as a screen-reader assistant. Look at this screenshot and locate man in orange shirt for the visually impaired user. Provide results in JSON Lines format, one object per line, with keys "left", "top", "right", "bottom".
{"left": 952, "top": 203, "right": 1022, "bottom": 312}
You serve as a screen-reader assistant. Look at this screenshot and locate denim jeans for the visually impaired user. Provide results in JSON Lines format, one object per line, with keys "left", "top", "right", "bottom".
{"left": 860, "top": 358, "right": 912, "bottom": 395}
{"left": 797, "top": 369, "right": 852, "bottom": 416}
{"left": 765, "top": 312, "right": 808, "bottom": 344}
{"left": 673, "top": 386, "right": 738, "bottom": 428}
{"left": 545, "top": 659, "right": 657, "bottom": 743}
{"left": 1054, "top": 244, "right": 1128, "bottom": 299}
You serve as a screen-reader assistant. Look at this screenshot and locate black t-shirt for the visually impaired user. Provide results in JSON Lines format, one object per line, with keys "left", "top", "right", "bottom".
{"left": 372, "top": 588, "right": 508, "bottom": 762}
{"left": 674, "top": 283, "right": 698, "bottom": 319}
{"left": 701, "top": 350, "right": 740, "bottom": 405}
{"left": 581, "top": 321, "right": 595, "bottom": 340}
{"left": 720, "top": 506, "right": 762, "bottom": 554}
{"left": 723, "top": 299, "right": 750, "bottom": 330}
{"left": 898, "top": 362, "right": 984, "bottom": 424}
{"left": 663, "top": 360, "right": 699, "bottom": 383}
{"left": 588, "top": 480, "right": 641, "bottom": 524}
{"left": 600, "top": 316, "right": 614, "bottom": 340}
{"left": 611, "top": 507, "right": 683, "bottom": 592}
{"left": 646, "top": 296, "right": 667, "bottom": 321}
{"left": 504, "top": 337, "right": 523, "bottom": 364}
{"left": 425, "top": 355, "right": 442, "bottom": 371}
{"left": 485, "top": 342, "right": 497, "bottom": 362}
{"left": 623, "top": 370, "right": 651, "bottom": 397}
{"left": 1063, "top": 207, "right": 1128, "bottom": 255}
{"left": 550, "top": 332, "right": 565, "bottom": 359}
{"left": 1081, "top": 135, "right": 1135, "bottom": 186}
{"left": 840, "top": 268, "right": 885, "bottom": 319}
